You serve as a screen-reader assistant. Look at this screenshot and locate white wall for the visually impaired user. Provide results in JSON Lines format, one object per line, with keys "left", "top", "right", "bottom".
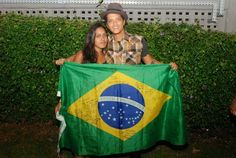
{"left": 0, "top": 0, "right": 235, "bottom": 33}
{"left": 224, "top": 0, "right": 236, "bottom": 33}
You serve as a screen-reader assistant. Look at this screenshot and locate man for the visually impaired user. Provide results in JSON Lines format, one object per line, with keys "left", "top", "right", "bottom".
{"left": 100, "top": 3, "right": 177, "bottom": 158}
{"left": 100, "top": 3, "right": 177, "bottom": 69}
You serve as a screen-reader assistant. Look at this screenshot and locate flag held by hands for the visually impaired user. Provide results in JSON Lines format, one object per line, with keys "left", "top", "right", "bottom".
{"left": 57, "top": 63, "right": 186, "bottom": 156}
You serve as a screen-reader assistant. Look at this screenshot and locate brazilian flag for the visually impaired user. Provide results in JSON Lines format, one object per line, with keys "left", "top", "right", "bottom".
{"left": 57, "top": 62, "right": 186, "bottom": 156}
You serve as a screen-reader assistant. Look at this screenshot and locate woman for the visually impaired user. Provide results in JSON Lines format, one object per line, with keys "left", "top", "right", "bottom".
{"left": 55, "top": 22, "right": 108, "bottom": 158}
{"left": 55, "top": 22, "right": 108, "bottom": 112}
{"left": 55, "top": 22, "right": 108, "bottom": 65}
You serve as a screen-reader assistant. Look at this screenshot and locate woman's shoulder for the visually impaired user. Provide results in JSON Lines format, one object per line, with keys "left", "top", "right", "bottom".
{"left": 75, "top": 50, "right": 83, "bottom": 54}
{"left": 73, "top": 50, "right": 84, "bottom": 63}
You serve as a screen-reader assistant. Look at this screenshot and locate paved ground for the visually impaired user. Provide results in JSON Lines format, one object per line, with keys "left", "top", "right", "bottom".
{"left": 0, "top": 119, "right": 235, "bottom": 158}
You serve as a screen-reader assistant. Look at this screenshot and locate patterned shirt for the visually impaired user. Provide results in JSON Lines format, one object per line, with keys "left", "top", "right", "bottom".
{"left": 105, "top": 32, "right": 149, "bottom": 64}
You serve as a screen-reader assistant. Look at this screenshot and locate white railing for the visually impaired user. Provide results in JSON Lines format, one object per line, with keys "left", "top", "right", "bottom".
{"left": 0, "top": 0, "right": 226, "bottom": 28}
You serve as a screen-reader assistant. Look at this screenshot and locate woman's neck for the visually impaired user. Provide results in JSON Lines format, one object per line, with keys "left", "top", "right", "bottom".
{"left": 96, "top": 49, "right": 106, "bottom": 64}
{"left": 95, "top": 47, "right": 103, "bottom": 54}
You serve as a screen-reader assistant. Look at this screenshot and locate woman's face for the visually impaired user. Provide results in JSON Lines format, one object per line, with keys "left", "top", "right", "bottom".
{"left": 94, "top": 27, "right": 108, "bottom": 51}
{"left": 106, "top": 13, "right": 125, "bottom": 35}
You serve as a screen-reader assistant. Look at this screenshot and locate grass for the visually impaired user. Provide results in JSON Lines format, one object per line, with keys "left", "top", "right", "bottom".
{"left": 0, "top": 120, "right": 236, "bottom": 158}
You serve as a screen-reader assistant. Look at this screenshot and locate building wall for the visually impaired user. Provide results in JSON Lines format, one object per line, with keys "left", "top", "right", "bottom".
{"left": 0, "top": 0, "right": 235, "bottom": 33}
{"left": 224, "top": 0, "right": 236, "bottom": 33}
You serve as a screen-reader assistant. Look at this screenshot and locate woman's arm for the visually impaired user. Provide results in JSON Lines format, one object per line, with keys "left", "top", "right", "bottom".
{"left": 55, "top": 51, "right": 84, "bottom": 65}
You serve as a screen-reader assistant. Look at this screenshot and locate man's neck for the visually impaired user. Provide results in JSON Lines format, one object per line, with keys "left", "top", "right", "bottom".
{"left": 113, "top": 30, "right": 125, "bottom": 41}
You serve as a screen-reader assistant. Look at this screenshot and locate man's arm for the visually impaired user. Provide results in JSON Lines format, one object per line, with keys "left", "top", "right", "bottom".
{"left": 141, "top": 38, "right": 178, "bottom": 69}
{"left": 142, "top": 54, "right": 178, "bottom": 70}
{"left": 140, "top": 38, "right": 162, "bottom": 64}
{"left": 142, "top": 54, "right": 162, "bottom": 64}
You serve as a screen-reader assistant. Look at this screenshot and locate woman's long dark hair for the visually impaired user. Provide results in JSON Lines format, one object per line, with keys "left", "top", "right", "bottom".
{"left": 82, "top": 22, "right": 107, "bottom": 63}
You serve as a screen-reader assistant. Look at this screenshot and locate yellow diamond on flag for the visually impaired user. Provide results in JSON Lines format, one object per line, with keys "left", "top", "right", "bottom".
{"left": 68, "top": 71, "right": 171, "bottom": 141}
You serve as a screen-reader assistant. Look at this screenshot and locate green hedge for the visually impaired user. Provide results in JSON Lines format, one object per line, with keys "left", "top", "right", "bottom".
{"left": 1, "top": 14, "right": 235, "bottom": 128}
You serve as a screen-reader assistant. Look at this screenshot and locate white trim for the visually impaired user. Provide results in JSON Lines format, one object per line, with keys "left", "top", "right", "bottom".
{"left": 56, "top": 111, "right": 67, "bottom": 153}
{"left": 0, "top": 0, "right": 226, "bottom": 22}
{"left": 219, "top": 0, "right": 225, "bottom": 15}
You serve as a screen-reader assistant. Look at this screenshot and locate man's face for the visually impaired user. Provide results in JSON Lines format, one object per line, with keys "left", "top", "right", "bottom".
{"left": 106, "top": 13, "right": 125, "bottom": 34}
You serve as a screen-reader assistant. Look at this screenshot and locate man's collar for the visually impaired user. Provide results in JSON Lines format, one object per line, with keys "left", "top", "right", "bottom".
{"left": 110, "top": 32, "right": 131, "bottom": 42}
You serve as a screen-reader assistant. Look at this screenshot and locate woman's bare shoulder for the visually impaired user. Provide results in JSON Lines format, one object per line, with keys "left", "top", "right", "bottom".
{"left": 73, "top": 50, "right": 84, "bottom": 63}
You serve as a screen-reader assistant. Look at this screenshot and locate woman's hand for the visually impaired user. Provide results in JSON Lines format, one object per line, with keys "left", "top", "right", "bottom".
{"left": 55, "top": 100, "right": 62, "bottom": 114}
{"left": 55, "top": 58, "right": 66, "bottom": 65}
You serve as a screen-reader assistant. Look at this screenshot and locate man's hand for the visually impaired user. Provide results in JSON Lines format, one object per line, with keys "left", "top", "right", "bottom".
{"left": 170, "top": 62, "right": 178, "bottom": 70}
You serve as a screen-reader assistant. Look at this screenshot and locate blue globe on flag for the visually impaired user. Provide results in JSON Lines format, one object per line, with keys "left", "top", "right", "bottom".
{"left": 98, "top": 84, "right": 145, "bottom": 129}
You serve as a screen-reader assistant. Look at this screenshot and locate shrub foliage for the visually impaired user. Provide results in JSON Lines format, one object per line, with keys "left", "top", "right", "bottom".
{"left": 1, "top": 14, "right": 235, "bottom": 128}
